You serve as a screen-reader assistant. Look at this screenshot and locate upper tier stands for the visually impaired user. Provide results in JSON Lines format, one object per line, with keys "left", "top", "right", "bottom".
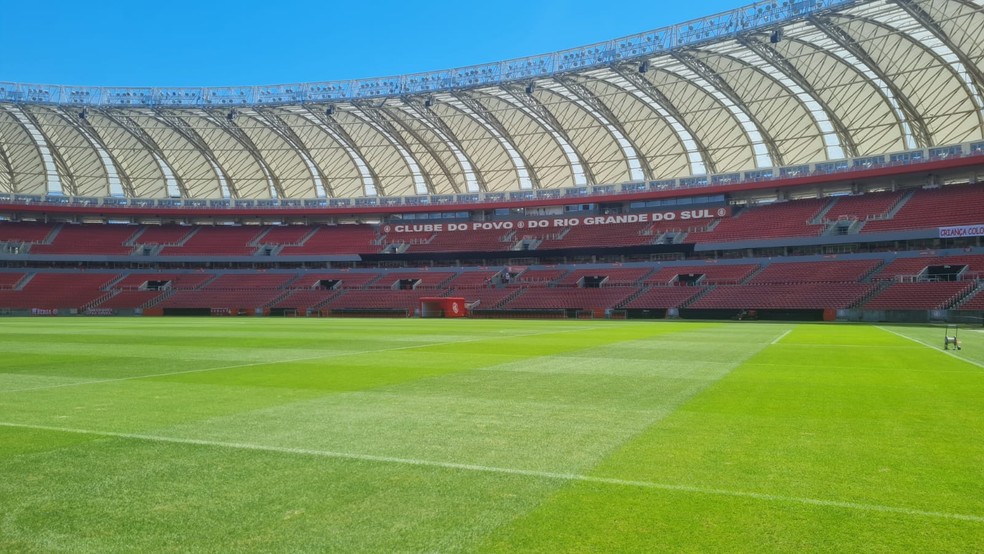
{"left": 688, "top": 198, "right": 828, "bottom": 243}
{"left": 161, "top": 226, "right": 263, "bottom": 256}
{"left": 257, "top": 226, "right": 315, "bottom": 246}
{"left": 822, "top": 190, "right": 904, "bottom": 221}
{"left": 403, "top": 229, "right": 513, "bottom": 253}
{"left": 536, "top": 222, "right": 654, "bottom": 249}
{"left": 1, "top": 183, "right": 981, "bottom": 256}
{"left": 0, "top": 222, "right": 55, "bottom": 243}
{"left": 280, "top": 225, "right": 379, "bottom": 255}
{"left": 30, "top": 224, "right": 137, "bottom": 255}
{"left": 862, "top": 183, "right": 984, "bottom": 233}
{"left": 133, "top": 226, "right": 195, "bottom": 245}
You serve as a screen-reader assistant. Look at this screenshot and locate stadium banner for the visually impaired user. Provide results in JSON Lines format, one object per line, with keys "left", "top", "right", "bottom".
{"left": 939, "top": 224, "right": 984, "bottom": 239}
{"left": 383, "top": 207, "right": 731, "bottom": 234}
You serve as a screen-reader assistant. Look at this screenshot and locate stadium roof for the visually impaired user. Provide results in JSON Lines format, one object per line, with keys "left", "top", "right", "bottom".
{"left": 0, "top": 0, "right": 982, "bottom": 200}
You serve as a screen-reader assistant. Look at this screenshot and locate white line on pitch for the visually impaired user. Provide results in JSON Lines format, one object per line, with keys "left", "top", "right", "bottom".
{"left": 0, "top": 325, "right": 603, "bottom": 394}
{"left": 771, "top": 329, "right": 793, "bottom": 345}
{"left": 1, "top": 420, "right": 981, "bottom": 524}
{"left": 878, "top": 326, "right": 984, "bottom": 370}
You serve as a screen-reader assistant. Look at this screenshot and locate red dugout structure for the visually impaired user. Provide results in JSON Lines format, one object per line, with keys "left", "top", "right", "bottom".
{"left": 419, "top": 297, "right": 466, "bottom": 318}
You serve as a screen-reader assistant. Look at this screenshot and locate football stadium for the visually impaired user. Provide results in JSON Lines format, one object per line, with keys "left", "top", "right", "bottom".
{"left": 2, "top": 0, "right": 984, "bottom": 551}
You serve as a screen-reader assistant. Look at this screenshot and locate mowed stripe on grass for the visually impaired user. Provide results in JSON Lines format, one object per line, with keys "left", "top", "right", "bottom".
{"left": 1, "top": 319, "right": 982, "bottom": 552}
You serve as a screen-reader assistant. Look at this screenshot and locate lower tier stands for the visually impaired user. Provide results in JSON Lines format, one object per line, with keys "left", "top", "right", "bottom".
{"left": 862, "top": 281, "right": 974, "bottom": 310}
{"left": 958, "top": 285, "right": 984, "bottom": 310}
{"left": 623, "top": 286, "right": 704, "bottom": 309}
{"left": 1, "top": 253, "right": 981, "bottom": 314}
{"left": 690, "top": 282, "right": 876, "bottom": 310}
{"left": 748, "top": 259, "right": 880, "bottom": 283}
{"left": 502, "top": 287, "right": 638, "bottom": 311}
{"left": 0, "top": 273, "right": 113, "bottom": 310}
{"left": 645, "top": 264, "right": 760, "bottom": 285}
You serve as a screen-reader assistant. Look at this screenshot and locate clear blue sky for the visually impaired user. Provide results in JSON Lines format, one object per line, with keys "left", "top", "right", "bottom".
{"left": 1, "top": 0, "right": 746, "bottom": 87}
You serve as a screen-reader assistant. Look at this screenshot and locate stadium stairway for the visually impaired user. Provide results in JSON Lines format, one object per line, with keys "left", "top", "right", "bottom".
{"left": 955, "top": 282, "right": 984, "bottom": 310}
{"left": 808, "top": 198, "right": 838, "bottom": 224}
{"left": 679, "top": 285, "right": 715, "bottom": 308}
{"left": 850, "top": 281, "right": 892, "bottom": 308}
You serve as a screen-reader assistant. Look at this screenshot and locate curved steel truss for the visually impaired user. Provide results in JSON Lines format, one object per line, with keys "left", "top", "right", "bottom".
{"left": 0, "top": 0, "right": 982, "bottom": 199}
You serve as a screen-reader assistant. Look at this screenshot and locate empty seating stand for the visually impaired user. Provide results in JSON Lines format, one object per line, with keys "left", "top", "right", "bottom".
{"left": 863, "top": 183, "right": 984, "bottom": 233}
{"left": 691, "top": 282, "right": 875, "bottom": 310}
{"left": 30, "top": 224, "right": 138, "bottom": 255}
{"left": 689, "top": 199, "right": 828, "bottom": 243}
{"left": 0, "top": 273, "right": 116, "bottom": 310}
{"left": 161, "top": 226, "right": 263, "bottom": 256}
{"left": 862, "top": 281, "right": 974, "bottom": 310}
{"left": 280, "top": 225, "right": 378, "bottom": 255}
{"left": 748, "top": 259, "right": 880, "bottom": 283}
{"left": 645, "top": 264, "right": 760, "bottom": 285}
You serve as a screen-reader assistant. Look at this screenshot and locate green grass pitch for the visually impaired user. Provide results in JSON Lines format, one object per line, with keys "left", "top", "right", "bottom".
{"left": 1, "top": 317, "right": 983, "bottom": 552}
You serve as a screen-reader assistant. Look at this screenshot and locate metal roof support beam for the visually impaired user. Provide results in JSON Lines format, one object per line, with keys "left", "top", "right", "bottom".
{"left": 738, "top": 37, "right": 858, "bottom": 159}
{"left": 0, "top": 139, "right": 17, "bottom": 193}
{"left": 377, "top": 106, "right": 463, "bottom": 194}
{"left": 673, "top": 51, "right": 783, "bottom": 167}
{"left": 610, "top": 66, "right": 716, "bottom": 175}
{"left": 56, "top": 108, "right": 134, "bottom": 197}
{"left": 352, "top": 103, "right": 436, "bottom": 195}
{"left": 254, "top": 109, "right": 332, "bottom": 198}
{"left": 551, "top": 76, "right": 654, "bottom": 181}
{"left": 301, "top": 107, "right": 382, "bottom": 197}
{"left": 810, "top": 15, "right": 933, "bottom": 147}
{"left": 153, "top": 110, "right": 237, "bottom": 198}
{"left": 200, "top": 111, "right": 284, "bottom": 199}
{"left": 448, "top": 92, "right": 539, "bottom": 190}
{"left": 402, "top": 98, "right": 486, "bottom": 193}
{"left": 495, "top": 85, "right": 596, "bottom": 186}
{"left": 98, "top": 110, "right": 187, "bottom": 198}
{"left": 5, "top": 105, "right": 70, "bottom": 195}
{"left": 888, "top": 0, "right": 984, "bottom": 127}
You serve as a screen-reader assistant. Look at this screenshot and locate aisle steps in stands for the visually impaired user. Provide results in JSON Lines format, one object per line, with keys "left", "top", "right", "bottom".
{"left": 956, "top": 283, "right": 984, "bottom": 310}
